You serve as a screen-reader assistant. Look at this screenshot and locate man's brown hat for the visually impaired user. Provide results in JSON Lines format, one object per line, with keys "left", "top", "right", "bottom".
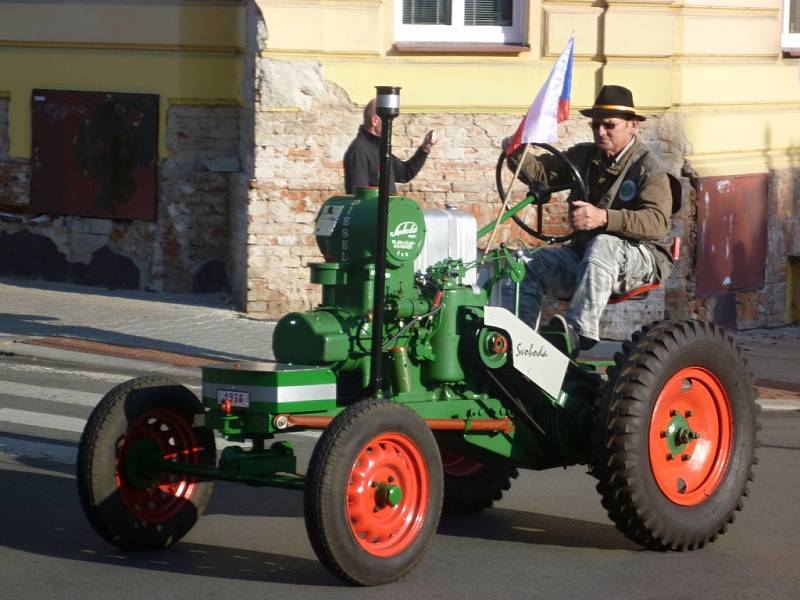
{"left": 579, "top": 85, "right": 645, "bottom": 121}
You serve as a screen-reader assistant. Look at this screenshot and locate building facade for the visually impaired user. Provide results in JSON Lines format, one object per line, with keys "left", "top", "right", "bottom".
{"left": 1, "top": 1, "right": 799, "bottom": 338}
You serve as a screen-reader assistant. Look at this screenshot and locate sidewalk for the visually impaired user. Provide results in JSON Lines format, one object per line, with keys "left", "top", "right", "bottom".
{"left": 0, "top": 278, "right": 275, "bottom": 378}
{"left": 0, "top": 277, "right": 797, "bottom": 408}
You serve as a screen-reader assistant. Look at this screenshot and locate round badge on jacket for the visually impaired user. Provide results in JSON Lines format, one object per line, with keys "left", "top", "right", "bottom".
{"left": 619, "top": 179, "right": 637, "bottom": 202}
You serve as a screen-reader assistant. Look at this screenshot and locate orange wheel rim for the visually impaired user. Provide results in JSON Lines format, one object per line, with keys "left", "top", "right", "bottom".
{"left": 649, "top": 367, "right": 733, "bottom": 506}
{"left": 346, "top": 432, "right": 429, "bottom": 557}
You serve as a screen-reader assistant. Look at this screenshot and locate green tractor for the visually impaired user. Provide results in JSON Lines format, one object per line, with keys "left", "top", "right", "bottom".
{"left": 77, "top": 87, "right": 759, "bottom": 586}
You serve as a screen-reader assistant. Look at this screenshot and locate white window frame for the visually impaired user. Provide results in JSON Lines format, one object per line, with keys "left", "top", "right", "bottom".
{"left": 394, "top": 0, "right": 526, "bottom": 44}
{"left": 783, "top": 0, "right": 800, "bottom": 52}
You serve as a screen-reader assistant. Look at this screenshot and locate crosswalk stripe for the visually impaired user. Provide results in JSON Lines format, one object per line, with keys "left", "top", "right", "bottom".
{"left": 0, "top": 380, "right": 101, "bottom": 407}
{"left": 0, "top": 408, "right": 87, "bottom": 433}
{"left": 758, "top": 399, "right": 800, "bottom": 411}
{"left": 0, "top": 432, "right": 316, "bottom": 467}
{"left": 0, "top": 435, "right": 77, "bottom": 464}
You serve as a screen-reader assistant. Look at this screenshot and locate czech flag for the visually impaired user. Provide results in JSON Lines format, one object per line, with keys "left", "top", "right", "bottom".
{"left": 505, "top": 34, "right": 575, "bottom": 157}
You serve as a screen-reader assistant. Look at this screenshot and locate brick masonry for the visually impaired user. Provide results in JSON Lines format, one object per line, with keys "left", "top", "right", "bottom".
{"left": 1, "top": 49, "right": 797, "bottom": 337}
{"left": 0, "top": 102, "right": 239, "bottom": 294}
{"left": 244, "top": 57, "right": 705, "bottom": 338}
{"left": 0, "top": 98, "right": 31, "bottom": 209}
{"left": 0, "top": 98, "right": 7, "bottom": 159}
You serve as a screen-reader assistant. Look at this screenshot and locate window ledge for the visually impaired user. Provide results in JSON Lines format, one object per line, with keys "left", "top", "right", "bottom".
{"left": 393, "top": 42, "right": 530, "bottom": 55}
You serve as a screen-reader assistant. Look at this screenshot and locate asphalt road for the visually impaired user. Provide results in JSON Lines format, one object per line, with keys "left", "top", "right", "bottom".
{"left": 1, "top": 354, "right": 798, "bottom": 600}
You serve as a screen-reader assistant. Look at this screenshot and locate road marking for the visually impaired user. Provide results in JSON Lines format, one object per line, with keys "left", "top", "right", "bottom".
{"left": 0, "top": 431, "right": 316, "bottom": 466}
{"left": 0, "top": 408, "right": 87, "bottom": 432}
{"left": 758, "top": 399, "right": 800, "bottom": 411}
{"left": 0, "top": 435, "right": 77, "bottom": 464}
{"left": 0, "top": 380, "right": 101, "bottom": 407}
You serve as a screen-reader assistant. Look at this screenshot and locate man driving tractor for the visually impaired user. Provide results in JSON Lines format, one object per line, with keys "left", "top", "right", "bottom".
{"left": 505, "top": 85, "right": 676, "bottom": 350}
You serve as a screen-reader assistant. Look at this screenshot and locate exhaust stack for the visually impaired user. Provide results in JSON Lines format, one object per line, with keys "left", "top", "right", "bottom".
{"left": 365, "top": 85, "right": 400, "bottom": 399}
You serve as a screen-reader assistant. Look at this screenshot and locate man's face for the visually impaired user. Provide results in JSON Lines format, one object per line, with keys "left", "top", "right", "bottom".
{"left": 591, "top": 117, "right": 637, "bottom": 157}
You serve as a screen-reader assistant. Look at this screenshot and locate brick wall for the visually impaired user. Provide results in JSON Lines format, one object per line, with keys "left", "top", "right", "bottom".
{"left": 0, "top": 98, "right": 7, "bottom": 159}
{"left": 0, "top": 103, "right": 239, "bottom": 294}
{"left": 0, "top": 98, "right": 31, "bottom": 209}
{"left": 245, "top": 58, "right": 694, "bottom": 339}
{"left": 157, "top": 104, "right": 239, "bottom": 293}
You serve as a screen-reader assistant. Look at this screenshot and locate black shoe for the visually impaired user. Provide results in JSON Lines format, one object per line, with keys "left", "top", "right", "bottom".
{"left": 578, "top": 335, "right": 597, "bottom": 351}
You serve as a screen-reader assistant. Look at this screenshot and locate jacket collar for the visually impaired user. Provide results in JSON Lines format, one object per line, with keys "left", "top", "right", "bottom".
{"left": 359, "top": 125, "right": 381, "bottom": 143}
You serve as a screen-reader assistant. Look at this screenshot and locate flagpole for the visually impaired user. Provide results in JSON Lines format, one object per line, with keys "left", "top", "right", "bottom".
{"left": 482, "top": 142, "right": 532, "bottom": 261}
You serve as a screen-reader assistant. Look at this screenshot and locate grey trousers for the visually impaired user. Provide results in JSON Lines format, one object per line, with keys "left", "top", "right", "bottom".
{"left": 504, "top": 234, "right": 658, "bottom": 341}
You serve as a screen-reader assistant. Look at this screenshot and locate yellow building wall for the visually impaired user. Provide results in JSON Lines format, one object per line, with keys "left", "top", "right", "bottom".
{"left": 1, "top": 1, "right": 795, "bottom": 176}
{"left": 258, "top": 0, "right": 800, "bottom": 177}
{"left": 0, "top": 1, "right": 244, "bottom": 158}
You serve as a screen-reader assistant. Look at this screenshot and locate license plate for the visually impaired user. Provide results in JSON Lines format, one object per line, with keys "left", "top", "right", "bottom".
{"left": 217, "top": 389, "right": 250, "bottom": 408}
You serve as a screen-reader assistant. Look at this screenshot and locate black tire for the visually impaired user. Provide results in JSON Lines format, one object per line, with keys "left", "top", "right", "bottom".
{"left": 304, "top": 400, "right": 443, "bottom": 586}
{"left": 592, "top": 320, "right": 759, "bottom": 550}
{"left": 440, "top": 448, "right": 518, "bottom": 516}
{"left": 77, "top": 375, "right": 216, "bottom": 551}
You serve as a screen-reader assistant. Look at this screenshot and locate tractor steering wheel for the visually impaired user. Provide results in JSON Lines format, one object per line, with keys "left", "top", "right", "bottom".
{"left": 495, "top": 143, "right": 589, "bottom": 244}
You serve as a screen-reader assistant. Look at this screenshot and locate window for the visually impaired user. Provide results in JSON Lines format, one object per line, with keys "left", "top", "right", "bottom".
{"left": 396, "top": 0, "right": 526, "bottom": 43}
{"left": 783, "top": 0, "right": 800, "bottom": 54}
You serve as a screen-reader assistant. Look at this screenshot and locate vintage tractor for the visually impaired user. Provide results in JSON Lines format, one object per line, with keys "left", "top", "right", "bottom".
{"left": 77, "top": 87, "right": 759, "bottom": 586}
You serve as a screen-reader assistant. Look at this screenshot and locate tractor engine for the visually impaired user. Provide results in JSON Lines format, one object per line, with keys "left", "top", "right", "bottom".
{"left": 272, "top": 186, "right": 482, "bottom": 392}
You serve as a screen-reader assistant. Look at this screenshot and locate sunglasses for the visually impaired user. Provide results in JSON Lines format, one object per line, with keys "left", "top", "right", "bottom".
{"left": 590, "top": 120, "right": 624, "bottom": 131}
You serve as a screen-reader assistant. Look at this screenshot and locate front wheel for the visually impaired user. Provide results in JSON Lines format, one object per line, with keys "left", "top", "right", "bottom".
{"left": 304, "top": 400, "right": 443, "bottom": 586}
{"left": 592, "top": 320, "right": 759, "bottom": 550}
{"left": 77, "top": 376, "right": 216, "bottom": 551}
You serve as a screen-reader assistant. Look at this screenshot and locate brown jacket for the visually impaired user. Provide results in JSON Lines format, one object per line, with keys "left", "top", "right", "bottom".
{"left": 520, "top": 137, "right": 675, "bottom": 279}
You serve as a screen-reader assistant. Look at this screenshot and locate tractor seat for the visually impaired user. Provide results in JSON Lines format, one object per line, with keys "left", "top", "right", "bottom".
{"left": 607, "top": 237, "right": 680, "bottom": 305}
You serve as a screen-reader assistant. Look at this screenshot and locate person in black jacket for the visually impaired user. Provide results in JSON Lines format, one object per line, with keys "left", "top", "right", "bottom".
{"left": 343, "top": 99, "right": 438, "bottom": 194}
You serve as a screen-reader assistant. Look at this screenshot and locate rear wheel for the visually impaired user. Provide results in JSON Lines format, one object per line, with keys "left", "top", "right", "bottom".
{"left": 304, "top": 400, "right": 443, "bottom": 585}
{"left": 440, "top": 448, "right": 518, "bottom": 516}
{"left": 77, "top": 376, "right": 215, "bottom": 551}
{"left": 592, "top": 320, "right": 759, "bottom": 550}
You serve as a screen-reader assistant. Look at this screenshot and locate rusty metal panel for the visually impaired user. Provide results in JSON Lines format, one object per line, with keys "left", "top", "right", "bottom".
{"left": 696, "top": 174, "right": 768, "bottom": 297}
{"left": 30, "top": 89, "right": 158, "bottom": 221}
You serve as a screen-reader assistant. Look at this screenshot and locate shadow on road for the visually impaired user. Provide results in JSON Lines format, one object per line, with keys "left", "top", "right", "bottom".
{"left": 438, "top": 507, "right": 639, "bottom": 551}
{"left": 0, "top": 467, "right": 339, "bottom": 586}
{"left": 2, "top": 456, "right": 641, "bottom": 591}
{"left": 0, "top": 312, "right": 266, "bottom": 362}
{"left": 0, "top": 277, "right": 233, "bottom": 310}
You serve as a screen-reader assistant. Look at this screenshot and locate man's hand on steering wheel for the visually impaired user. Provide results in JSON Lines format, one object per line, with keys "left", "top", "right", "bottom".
{"left": 570, "top": 200, "right": 608, "bottom": 231}
{"left": 495, "top": 142, "right": 589, "bottom": 244}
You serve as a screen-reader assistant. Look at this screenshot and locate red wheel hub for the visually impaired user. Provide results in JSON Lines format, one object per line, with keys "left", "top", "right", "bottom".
{"left": 649, "top": 367, "right": 733, "bottom": 506}
{"left": 116, "top": 409, "right": 204, "bottom": 523}
{"left": 346, "top": 432, "right": 429, "bottom": 557}
{"left": 440, "top": 448, "right": 487, "bottom": 478}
